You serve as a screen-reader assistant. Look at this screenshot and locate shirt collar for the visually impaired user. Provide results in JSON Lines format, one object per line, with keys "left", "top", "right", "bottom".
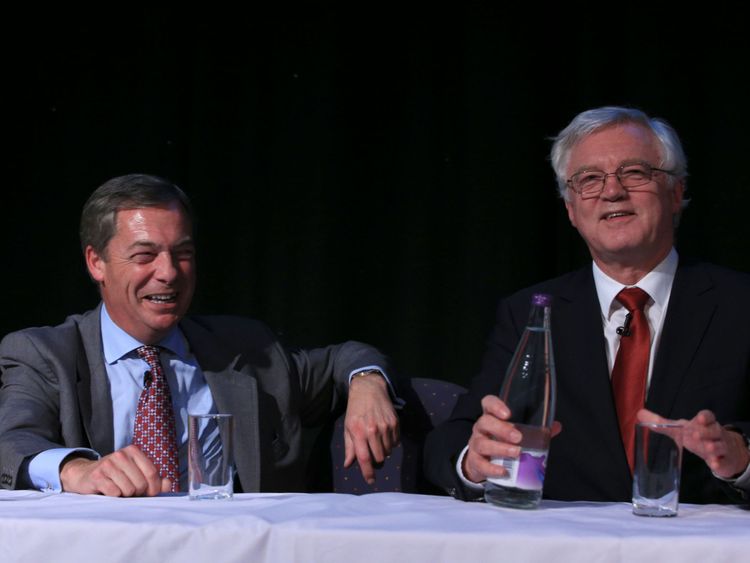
{"left": 100, "top": 304, "right": 188, "bottom": 364}
{"left": 592, "top": 248, "right": 679, "bottom": 320}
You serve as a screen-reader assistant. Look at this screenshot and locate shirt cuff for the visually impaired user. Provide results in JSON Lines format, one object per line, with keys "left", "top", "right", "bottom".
{"left": 348, "top": 365, "right": 405, "bottom": 408}
{"left": 712, "top": 426, "right": 750, "bottom": 492}
{"left": 713, "top": 460, "right": 750, "bottom": 489}
{"left": 27, "top": 448, "right": 100, "bottom": 492}
{"left": 456, "top": 445, "right": 485, "bottom": 491}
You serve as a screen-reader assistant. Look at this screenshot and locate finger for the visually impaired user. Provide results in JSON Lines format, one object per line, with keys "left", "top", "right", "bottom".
{"left": 95, "top": 458, "right": 137, "bottom": 497}
{"left": 465, "top": 450, "right": 506, "bottom": 483}
{"left": 161, "top": 478, "right": 173, "bottom": 494}
{"left": 343, "top": 430, "right": 355, "bottom": 468}
{"left": 469, "top": 433, "right": 521, "bottom": 461}
{"left": 474, "top": 415, "right": 523, "bottom": 444}
{"left": 91, "top": 475, "right": 124, "bottom": 497}
{"left": 124, "top": 447, "right": 163, "bottom": 496}
{"left": 551, "top": 421, "right": 563, "bottom": 438}
{"left": 392, "top": 423, "right": 401, "bottom": 447}
{"left": 481, "top": 395, "right": 511, "bottom": 419}
{"left": 636, "top": 408, "right": 669, "bottom": 425}
{"left": 353, "top": 436, "right": 376, "bottom": 484}
{"left": 367, "top": 431, "right": 386, "bottom": 464}
{"left": 694, "top": 409, "right": 718, "bottom": 427}
{"left": 375, "top": 420, "right": 394, "bottom": 456}
{"left": 82, "top": 463, "right": 124, "bottom": 497}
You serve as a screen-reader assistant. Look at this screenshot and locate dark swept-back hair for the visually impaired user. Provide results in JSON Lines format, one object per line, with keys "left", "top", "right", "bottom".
{"left": 80, "top": 173, "right": 193, "bottom": 257}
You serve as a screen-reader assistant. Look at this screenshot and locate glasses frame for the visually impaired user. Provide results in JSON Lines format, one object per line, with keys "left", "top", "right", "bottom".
{"left": 566, "top": 161, "right": 675, "bottom": 199}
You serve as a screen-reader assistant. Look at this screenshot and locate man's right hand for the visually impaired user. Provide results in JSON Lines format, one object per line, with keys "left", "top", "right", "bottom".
{"left": 463, "top": 395, "right": 562, "bottom": 484}
{"left": 59, "top": 445, "right": 172, "bottom": 497}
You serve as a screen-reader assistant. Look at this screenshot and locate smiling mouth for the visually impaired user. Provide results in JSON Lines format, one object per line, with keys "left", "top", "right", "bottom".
{"left": 602, "top": 211, "right": 634, "bottom": 220}
{"left": 144, "top": 293, "right": 178, "bottom": 304}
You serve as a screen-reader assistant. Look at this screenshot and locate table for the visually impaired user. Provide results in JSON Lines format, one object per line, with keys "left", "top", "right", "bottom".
{"left": 1, "top": 490, "right": 748, "bottom": 562}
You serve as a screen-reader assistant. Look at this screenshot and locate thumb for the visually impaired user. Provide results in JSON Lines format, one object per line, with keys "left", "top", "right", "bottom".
{"left": 636, "top": 408, "right": 668, "bottom": 425}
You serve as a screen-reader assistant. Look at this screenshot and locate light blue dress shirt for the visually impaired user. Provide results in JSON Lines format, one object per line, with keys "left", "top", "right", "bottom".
{"left": 28, "top": 306, "right": 215, "bottom": 492}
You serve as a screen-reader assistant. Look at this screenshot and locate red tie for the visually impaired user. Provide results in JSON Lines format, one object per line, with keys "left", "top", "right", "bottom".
{"left": 611, "top": 287, "right": 651, "bottom": 473}
{"left": 133, "top": 345, "right": 180, "bottom": 491}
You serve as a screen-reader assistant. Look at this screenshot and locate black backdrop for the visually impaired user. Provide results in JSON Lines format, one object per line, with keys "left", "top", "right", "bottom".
{"left": 5, "top": 6, "right": 750, "bottom": 385}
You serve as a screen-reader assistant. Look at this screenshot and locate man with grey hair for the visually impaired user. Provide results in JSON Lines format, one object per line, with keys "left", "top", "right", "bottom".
{"left": 425, "top": 106, "right": 750, "bottom": 503}
{"left": 0, "top": 173, "right": 399, "bottom": 496}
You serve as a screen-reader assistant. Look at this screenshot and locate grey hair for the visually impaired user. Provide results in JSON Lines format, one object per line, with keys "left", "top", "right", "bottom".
{"left": 550, "top": 106, "right": 688, "bottom": 204}
{"left": 80, "top": 173, "right": 193, "bottom": 258}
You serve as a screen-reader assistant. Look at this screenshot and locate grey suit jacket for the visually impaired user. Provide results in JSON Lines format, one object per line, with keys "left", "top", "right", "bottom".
{"left": 424, "top": 259, "right": 750, "bottom": 504}
{"left": 0, "top": 305, "right": 392, "bottom": 492}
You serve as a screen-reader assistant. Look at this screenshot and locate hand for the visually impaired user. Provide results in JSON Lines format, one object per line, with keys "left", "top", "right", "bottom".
{"left": 463, "top": 395, "right": 562, "bottom": 484}
{"left": 60, "top": 445, "right": 172, "bottom": 496}
{"left": 343, "top": 374, "right": 400, "bottom": 484}
{"left": 638, "top": 409, "right": 750, "bottom": 479}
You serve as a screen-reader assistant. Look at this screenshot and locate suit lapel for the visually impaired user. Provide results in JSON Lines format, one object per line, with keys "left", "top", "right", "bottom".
{"left": 180, "top": 318, "right": 261, "bottom": 492}
{"left": 647, "top": 262, "right": 716, "bottom": 417}
{"left": 554, "top": 269, "right": 628, "bottom": 469}
{"left": 76, "top": 305, "right": 115, "bottom": 455}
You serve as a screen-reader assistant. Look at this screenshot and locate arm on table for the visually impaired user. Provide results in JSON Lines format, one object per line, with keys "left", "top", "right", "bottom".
{"left": 60, "top": 445, "right": 172, "bottom": 497}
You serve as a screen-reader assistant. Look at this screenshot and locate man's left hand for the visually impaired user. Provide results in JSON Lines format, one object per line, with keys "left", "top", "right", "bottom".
{"left": 638, "top": 408, "right": 750, "bottom": 479}
{"left": 343, "top": 373, "right": 400, "bottom": 484}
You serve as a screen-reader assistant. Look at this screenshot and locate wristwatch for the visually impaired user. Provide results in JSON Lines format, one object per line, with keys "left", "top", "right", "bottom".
{"left": 351, "top": 369, "right": 383, "bottom": 380}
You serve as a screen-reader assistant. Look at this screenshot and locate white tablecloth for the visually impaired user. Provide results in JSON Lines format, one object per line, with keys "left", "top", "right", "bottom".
{"left": 0, "top": 490, "right": 747, "bottom": 562}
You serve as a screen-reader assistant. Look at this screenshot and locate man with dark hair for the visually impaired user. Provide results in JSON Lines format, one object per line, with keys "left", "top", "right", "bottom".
{"left": 425, "top": 107, "right": 750, "bottom": 504}
{"left": 0, "top": 173, "right": 399, "bottom": 496}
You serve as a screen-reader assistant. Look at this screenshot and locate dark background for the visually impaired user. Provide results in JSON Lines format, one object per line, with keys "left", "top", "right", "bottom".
{"left": 5, "top": 5, "right": 749, "bottom": 386}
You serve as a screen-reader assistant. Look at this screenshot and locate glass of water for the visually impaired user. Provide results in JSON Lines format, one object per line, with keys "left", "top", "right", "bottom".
{"left": 188, "top": 413, "right": 234, "bottom": 500}
{"left": 632, "top": 422, "right": 683, "bottom": 517}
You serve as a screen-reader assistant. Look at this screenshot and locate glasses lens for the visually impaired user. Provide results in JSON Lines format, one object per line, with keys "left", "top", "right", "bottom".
{"left": 573, "top": 171, "right": 605, "bottom": 195}
{"left": 618, "top": 163, "right": 653, "bottom": 188}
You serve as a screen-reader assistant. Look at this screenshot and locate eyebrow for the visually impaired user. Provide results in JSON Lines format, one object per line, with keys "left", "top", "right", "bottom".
{"left": 126, "top": 237, "right": 195, "bottom": 252}
{"left": 569, "top": 159, "right": 653, "bottom": 176}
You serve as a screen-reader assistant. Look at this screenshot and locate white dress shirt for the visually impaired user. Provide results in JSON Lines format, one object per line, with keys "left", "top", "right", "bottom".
{"left": 593, "top": 248, "right": 677, "bottom": 388}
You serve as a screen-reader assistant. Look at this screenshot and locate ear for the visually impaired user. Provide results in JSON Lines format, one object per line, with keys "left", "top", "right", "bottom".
{"left": 85, "top": 245, "right": 106, "bottom": 283}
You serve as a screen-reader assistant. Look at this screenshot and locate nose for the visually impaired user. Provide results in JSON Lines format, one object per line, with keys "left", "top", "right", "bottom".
{"left": 599, "top": 172, "right": 627, "bottom": 200}
{"left": 153, "top": 251, "right": 179, "bottom": 283}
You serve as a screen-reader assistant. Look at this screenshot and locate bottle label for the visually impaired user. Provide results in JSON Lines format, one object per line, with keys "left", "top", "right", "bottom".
{"left": 487, "top": 448, "right": 548, "bottom": 491}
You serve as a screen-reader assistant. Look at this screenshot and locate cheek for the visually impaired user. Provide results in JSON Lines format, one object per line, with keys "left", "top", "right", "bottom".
{"left": 181, "top": 263, "right": 196, "bottom": 282}
{"left": 565, "top": 202, "right": 578, "bottom": 227}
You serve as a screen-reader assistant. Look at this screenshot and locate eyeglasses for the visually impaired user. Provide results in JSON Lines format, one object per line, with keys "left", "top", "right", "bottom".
{"left": 566, "top": 162, "right": 675, "bottom": 199}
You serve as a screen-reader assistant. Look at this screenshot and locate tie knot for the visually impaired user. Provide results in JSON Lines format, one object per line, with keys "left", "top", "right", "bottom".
{"left": 136, "top": 345, "right": 162, "bottom": 369}
{"left": 616, "top": 286, "right": 650, "bottom": 312}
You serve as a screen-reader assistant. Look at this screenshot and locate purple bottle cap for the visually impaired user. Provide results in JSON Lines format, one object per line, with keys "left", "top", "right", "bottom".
{"left": 532, "top": 293, "right": 552, "bottom": 306}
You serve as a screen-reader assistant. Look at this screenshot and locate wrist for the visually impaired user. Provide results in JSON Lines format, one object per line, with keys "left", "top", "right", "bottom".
{"left": 350, "top": 369, "right": 385, "bottom": 387}
{"left": 724, "top": 425, "right": 750, "bottom": 478}
{"left": 59, "top": 455, "right": 93, "bottom": 489}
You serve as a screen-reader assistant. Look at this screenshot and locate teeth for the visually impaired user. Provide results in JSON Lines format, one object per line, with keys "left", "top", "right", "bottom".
{"left": 146, "top": 294, "right": 177, "bottom": 303}
{"left": 606, "top": 212, "right": 629, "bottom": 219}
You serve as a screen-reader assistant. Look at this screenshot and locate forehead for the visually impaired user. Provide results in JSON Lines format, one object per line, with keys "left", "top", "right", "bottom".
{"left": 567, "top": 123, "right": 662, "bottom": 174}
{"left": 112, "top": 204, "right": 193, "bottom": 243}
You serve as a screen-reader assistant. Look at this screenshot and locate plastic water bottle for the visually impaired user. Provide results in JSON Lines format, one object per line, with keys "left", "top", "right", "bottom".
{"left": 484, "top": 293, "right": 557, "bottom": 509}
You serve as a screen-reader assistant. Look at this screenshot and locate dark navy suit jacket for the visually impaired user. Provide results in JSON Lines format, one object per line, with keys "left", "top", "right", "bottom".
{"left": 425, "top": 260, "right": 750, "bottom": 504}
